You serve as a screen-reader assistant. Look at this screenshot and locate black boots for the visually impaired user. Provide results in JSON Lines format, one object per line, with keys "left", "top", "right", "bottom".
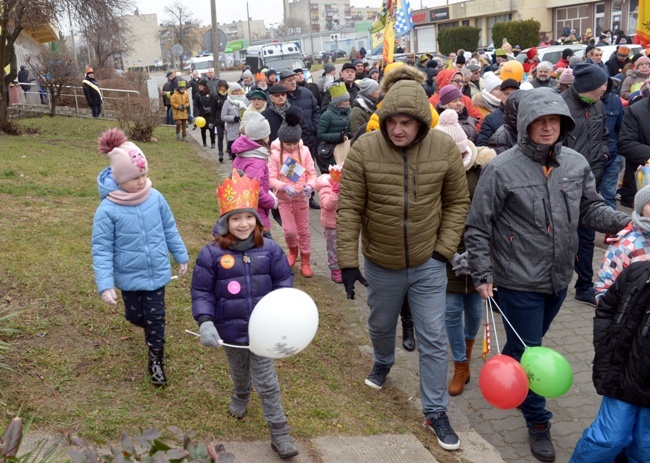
{"left": 401, "top": 315, "right": 415, "bottom": 352}
{"left": 148, "top": 347, "right": 167, "bottom": 387}
{"left": 529, "top": 422, "right": 555, "bottom": 462}
{"left": 268, "top": 421, "right": 299, "bottom": 459}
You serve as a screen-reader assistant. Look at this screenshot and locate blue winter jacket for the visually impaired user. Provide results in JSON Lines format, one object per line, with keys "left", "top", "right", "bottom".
{"left": 476, "top": 104, "right": 504, "bottom": 147}
{"left": 91, "top": 167, "right": 189, "bottom": 294}
{"left": 190, "top": 239, "right": 293, "bottom": 344}
{"left": 602, "top": 91, "right": 624, "bottom": 157}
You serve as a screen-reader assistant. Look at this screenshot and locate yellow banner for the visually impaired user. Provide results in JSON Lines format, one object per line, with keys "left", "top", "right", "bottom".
{"left": 382, "top": 18, "right": 396, "bottom": 64}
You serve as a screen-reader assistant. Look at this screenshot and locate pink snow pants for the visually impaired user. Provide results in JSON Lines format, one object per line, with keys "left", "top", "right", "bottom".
{"left": 278, "top": 198, "right": 311, "bottom": 254}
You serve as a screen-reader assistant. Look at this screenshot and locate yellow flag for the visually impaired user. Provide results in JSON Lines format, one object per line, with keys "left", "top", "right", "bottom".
{"left": 382, "top": 0, "right": 397, "bottom": 64}
{"left": 638, "top": 0, "right": 650, "bottom": 47}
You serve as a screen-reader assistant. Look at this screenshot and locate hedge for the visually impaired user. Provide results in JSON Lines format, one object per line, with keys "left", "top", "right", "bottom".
{"left": 438, "top": 26, "right": 481, "bottom": 55}
{"left": 492, "top": 19, "right": 541, "bottom": 50}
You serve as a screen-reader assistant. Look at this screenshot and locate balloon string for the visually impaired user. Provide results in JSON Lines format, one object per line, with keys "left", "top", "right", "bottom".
{"left": 221, "top": 343, "right": 250, "bottom": 349}
{"left": 185, "top": 330, "right": 250, "bottom": 349}
{"left": 488, "top": 297, "right": 500, "bottom": 354}
{"left": 489, "top": 297, "right": 528, "bottom": 350}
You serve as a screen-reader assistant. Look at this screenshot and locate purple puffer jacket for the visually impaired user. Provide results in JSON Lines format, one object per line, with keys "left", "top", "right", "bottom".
{"left": 232, "top": 136, "right": 275, "bottom": 229}
{"left": 190, "top": 238, "right": 293, "bottom": 344}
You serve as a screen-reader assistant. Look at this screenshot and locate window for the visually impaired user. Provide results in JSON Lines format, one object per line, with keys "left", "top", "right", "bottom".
{"left": 487, "top": 14, "right": 511, "bottom": 45}
{"left": 612, "top": 0, "right": 622, "bottom": 32}
{"left": 555, "top": 5, "right": 589, "bottom": 38}
{"left": 627, "top": 0, "right": 639, "bottom": 36}
{"left": 595, "top": 3, "right": 605, "bottom": 37}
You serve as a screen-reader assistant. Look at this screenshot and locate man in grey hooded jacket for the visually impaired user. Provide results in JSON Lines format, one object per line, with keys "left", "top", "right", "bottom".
{"left": 465, "top": 88, "right": 629, "bottom": 463}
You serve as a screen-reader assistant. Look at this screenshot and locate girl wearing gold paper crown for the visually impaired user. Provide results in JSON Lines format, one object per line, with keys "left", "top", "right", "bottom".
{"left": 190, "top": 169, "right": 299, "bottom": 459}
{"left": 268, "top": 107, "right": 318, "bottom": 277}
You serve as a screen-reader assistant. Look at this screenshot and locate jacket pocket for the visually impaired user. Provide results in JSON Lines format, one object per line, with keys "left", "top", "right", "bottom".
{"left": 561, "top": 182, "right": 582, "bottom": 224}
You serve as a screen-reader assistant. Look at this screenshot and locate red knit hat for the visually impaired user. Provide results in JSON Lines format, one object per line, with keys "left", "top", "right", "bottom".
{"left": 527, "top": 47, "right": 538, "bottom": 60}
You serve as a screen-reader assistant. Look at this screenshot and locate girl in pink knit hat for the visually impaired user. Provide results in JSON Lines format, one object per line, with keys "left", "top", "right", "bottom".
{"left": 91, "top": 128, "right": 189, "bottom": 387}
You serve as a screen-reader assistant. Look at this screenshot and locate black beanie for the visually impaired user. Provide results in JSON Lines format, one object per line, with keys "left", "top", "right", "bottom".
{"left": 277, "top": 107, "right": 303, "bottom": 143}
{"left": 572, "top": 63, "right": 608, "bottom": 93}
{"left": 456, "top": 55, "right": 466, "bottom": 65}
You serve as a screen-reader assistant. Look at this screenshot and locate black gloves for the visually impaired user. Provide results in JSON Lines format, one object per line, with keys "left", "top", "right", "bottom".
{"left": 341, "top": 268, "right": 369, "bottom": 300}
{"left": 233, "top": 116, "right": 240, "bottom": 123}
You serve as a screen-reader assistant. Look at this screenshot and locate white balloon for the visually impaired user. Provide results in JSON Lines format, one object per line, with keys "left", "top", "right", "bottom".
{"left": 248, "top": 288, "right": 319, "bottom": 359}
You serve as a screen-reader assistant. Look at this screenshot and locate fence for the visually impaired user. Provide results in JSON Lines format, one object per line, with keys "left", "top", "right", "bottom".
{"left": 9, "top": 82, "right": 140, "bottom": 117}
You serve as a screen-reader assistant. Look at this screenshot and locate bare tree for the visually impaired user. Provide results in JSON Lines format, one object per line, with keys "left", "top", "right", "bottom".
{"left": 83, "top": 16, "right": 133, "bottom": 68}
{"left": 161, "top": 1, "right": 201, "bottom": 67}
{"left": 26, "top": 46, "right": 80, "bottom": 116}
{"left": 0, "top": 0, "right": 131, "bottom": 126}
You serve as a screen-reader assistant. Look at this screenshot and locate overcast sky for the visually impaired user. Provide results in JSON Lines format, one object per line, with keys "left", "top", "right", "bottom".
{"left": 134, "top": 0, "right": 385, "bottom": 27}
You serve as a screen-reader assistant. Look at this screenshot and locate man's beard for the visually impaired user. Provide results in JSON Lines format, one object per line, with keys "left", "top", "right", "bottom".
{"left": 538, "top": 75, "right": 549, "bottom": 82}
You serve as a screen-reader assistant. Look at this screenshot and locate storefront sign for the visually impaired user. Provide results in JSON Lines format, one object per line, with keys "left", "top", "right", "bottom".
{"left": 430, "top": 7, "right": 450, "bottom": 22}
{"left": 412, "top": 12, "right": 427, "bottom": 23}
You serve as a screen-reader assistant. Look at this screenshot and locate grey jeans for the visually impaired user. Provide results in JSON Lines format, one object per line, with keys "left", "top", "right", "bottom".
{"left": 365, "top": 257, "right": 450, "bottom": 415}
{"left": 224, "top": 346, "right": 286, "bottom": 423}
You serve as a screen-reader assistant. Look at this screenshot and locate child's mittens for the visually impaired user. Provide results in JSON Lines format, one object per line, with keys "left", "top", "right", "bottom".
{"left": 302, "top": 185, "right": 313, "bottom": 197}
{"left": 199, "top": 321, "right": 223, "bottom": 348}
{"left": 269, "top": 190, "right": 279, "bottom": 209}
{"left": 329, "top": 179, "right": 340, "bottom": 193}
{"left": 179, "top": 263, "right": 188, "bottom": 276}
{"left": 283, "top": 185, "right": 299, "bottom": 198}
{"left": 101, "top": 288, "right": 118, "bottom": 305}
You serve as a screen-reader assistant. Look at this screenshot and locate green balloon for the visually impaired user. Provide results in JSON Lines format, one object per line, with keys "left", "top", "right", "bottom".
{"left": 520, "top": 346, "right": 573, "bottom": 398}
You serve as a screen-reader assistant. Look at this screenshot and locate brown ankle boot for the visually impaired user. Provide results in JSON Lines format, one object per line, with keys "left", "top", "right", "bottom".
{"left": 300, "top": 253, "right": 313, "bottom": 278}
{"left": 287, "top": 247, "right": 299, "bottom": 267}
{"left": 448, "top": 361, "right": 470, "bottom": 396}
{"left": 465, "top": 339, "right": 475, "bottom": 363}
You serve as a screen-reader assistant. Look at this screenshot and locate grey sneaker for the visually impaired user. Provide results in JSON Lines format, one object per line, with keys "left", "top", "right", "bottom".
{"left": 427, "top": 412, "right": 460, "bottom": 451}
{"left": 364, "top": 362, "right": 391, "bottom": 390}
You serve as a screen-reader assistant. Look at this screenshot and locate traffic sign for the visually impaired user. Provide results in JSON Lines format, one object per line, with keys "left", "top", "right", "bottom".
{"left": 171, "top": 43, "right": 183, "bottom": 57}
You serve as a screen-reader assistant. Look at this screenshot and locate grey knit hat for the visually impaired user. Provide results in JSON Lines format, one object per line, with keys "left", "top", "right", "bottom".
{"left": 634, "top": 184, "right": 650, "bottom": 216}
{"left": 244, "top": 112, "right": 271, "bottom": 141}
{"left": 358, "top": 78, "right": 379, "bottom": 98}
{"left": 277, "top": 107, "right": 302, "bottom": 143}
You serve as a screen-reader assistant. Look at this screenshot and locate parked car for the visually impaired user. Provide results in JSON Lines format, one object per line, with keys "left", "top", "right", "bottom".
{"left": 315, "top": 50, "right": 337, "bottom": 64}
{"left": 573, "top": 44, "right": 643, "bottom": 61}
{"left": 516, "top": 44, "right": 585, "bottom": 65}
{"left": 331, "top": 48, "right": 347, "bottom": 58}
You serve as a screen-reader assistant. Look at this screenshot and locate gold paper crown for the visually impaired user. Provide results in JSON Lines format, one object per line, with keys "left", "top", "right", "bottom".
{"left": 329, "top": 83, "right": 348, "bottom": 98}
{"left": 217, "top": 169, "right": 260, "bottom": 215}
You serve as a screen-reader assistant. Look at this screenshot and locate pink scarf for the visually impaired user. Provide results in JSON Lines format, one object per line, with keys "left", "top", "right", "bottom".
{"left": 107, "top": 179, "right": 152, "bottom": 206}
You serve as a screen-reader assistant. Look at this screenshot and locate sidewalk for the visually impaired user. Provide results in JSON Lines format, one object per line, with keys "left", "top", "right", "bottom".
{"left": 184, "top": 129, "right": 612, "bottom": 462}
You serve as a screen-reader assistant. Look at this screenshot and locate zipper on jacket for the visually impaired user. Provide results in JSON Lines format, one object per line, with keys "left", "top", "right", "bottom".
{"left": 413, "top": 171, "right": 417, "bottom": 201}
{"left": 243, "top": 252, "right": 253, "bottom": 314}
{"left": 616, "top": 288, "right": 637, "bottom": 324}
{"left": 542, "top": 198, "right": 551, "bottom": 237}
{"left": 561, "top": 189, "right": 572, "bottom": 223}
{"left": 402, "top": 150, "right": 410, "bottom": 267}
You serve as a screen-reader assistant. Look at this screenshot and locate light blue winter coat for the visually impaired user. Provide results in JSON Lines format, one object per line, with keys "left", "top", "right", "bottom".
{"left": 92, "top": 167, "right": 189, "bottom": 294}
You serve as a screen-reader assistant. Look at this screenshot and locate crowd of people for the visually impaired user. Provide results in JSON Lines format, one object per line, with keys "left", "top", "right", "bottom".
{"left": 93, "top": 35, "right": 650, "bottom": 462}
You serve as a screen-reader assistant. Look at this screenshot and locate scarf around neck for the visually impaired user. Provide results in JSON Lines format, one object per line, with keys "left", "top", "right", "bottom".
{"left": 632, "top": 211, "right": 650, "bottom": 234}
{"left": 481, "top": 89, "right": 501, "bottom": 111}
{"left": 107, "top": 178, "right": 152, "bottom": 206}
{"left": 270, "top": 101, "right": 291, "bottom": 120}
{"left": 230, "top": 234, "right": 256, "bottom": 251}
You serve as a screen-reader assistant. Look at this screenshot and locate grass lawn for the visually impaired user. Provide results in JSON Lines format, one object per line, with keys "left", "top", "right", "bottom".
{"left": 0, "top": 117, "right": 451, "bottom": 459}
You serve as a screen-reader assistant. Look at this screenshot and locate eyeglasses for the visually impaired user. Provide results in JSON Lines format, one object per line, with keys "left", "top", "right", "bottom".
{"left": 450, "top": 79, "right": 464, "bottom": 84}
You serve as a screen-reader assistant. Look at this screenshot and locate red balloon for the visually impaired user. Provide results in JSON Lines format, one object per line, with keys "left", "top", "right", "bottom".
{"left": 479, "top": 354, "right": 529, "bottom": 409}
